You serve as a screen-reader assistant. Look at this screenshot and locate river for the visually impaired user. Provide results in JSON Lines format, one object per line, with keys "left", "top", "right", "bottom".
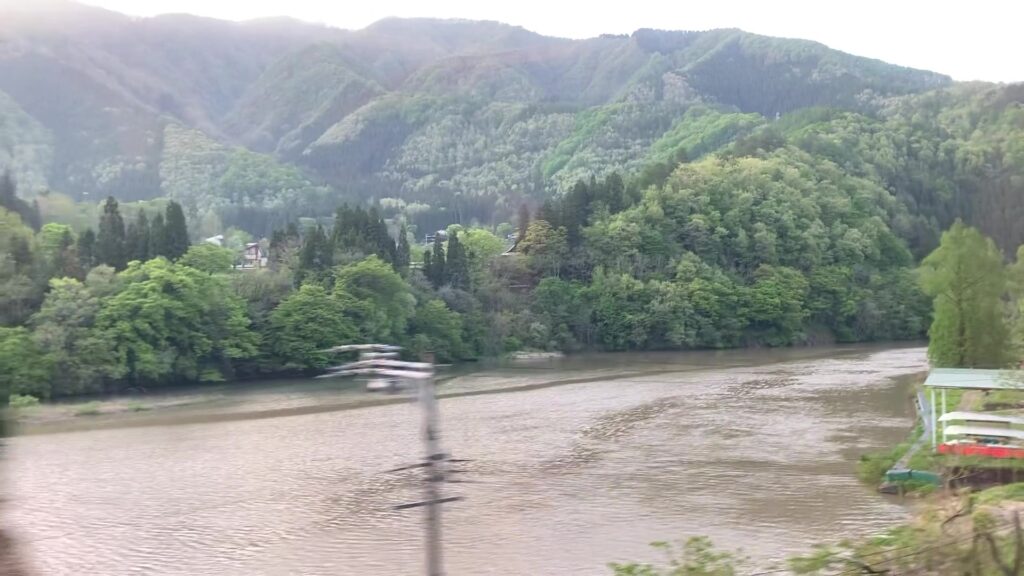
{"left": 5, "top": 345, "right": 927, "bottom": 575}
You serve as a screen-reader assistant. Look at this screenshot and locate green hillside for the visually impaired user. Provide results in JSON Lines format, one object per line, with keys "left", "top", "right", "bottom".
{"left": 5, "top": 0, "right": 1020, "bottom": 250}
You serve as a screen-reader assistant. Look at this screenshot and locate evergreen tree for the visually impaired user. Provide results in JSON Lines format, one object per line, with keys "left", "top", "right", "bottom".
{"left": 0, "top": 170, "right": 40, "bottom": 230}
{"left": 11, "top": 235, "right": 32, "bottom": 273}
{"left": 77, "top": 228, "right": 96, "bottom": 271}
{"left": 96, "top": 196, "right": 126, "bottom": 269}
{"left": 149, "top": 212, "right": 167, "bottom": 258}
{"left": 919, "top": 220, "right": 1009, "bottom": 368}
{"left": 603, "top": 172, "right": 625, "bottom": 213}
{"left": 396, "top": 224, "right": 411, "bottom": 271}
{"left": 517, "top": 203, "right": 530, "bottom": 241}
{"left": 163, "top": 201, "right": 190, "bottom": 260}
{"left": 375, "top": 219, "right": 396, "bottom": 264}
{"left": 296, "top": 225, "right": 332, "bottom": 285}
{"left": 56, "top": 228, "right": 80, "bottom": 279}
{"left": 422, "top": 249, "right": 433, "bottom": 283}
{"left": 446, "top": 230, "right": 469, "bottom": 289}
{"left": 430, "top": 234, "right": 446, "bottom": 287}
{"left": 125, "top": 209, "right": 151, "bottom": 263}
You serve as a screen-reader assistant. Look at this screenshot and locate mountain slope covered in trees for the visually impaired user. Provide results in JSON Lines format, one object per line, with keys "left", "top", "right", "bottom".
{"left": 0, "top": 1, "right": 961, "bottom": 236}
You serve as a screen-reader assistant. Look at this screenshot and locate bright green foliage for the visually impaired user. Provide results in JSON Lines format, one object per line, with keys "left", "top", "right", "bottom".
{"left": 31, "top": 277, "right": 121, "bottom": 396}
{"left": 461, "top": 228, "right": 505, "bottom": 279}
{"left": 179, "top": 243, "right": 236, "bottom": 274}
{"left": 96, "top": 258, "right": 257, "bottom": 383}
{"left": 919, "top": 221, "right": 1009, "bottom": 368}
{"left": 646, "top": 107, "right": 765, "bottom": 166}
{"left": 609, "top": 537, "right": 743, "bottom": 576}
{"left": 9, "top": 393, "right": 40, "bottom": 409}
{"left": 643, "top": 254, "right": 745, "bottom": 349}
{"left": 531, "top": 278, "right": 589, "bottom": 350}
{"left": 1008, "top": 247, "right": 1024, "bottom": 358}
{"left": 96, "top": 196, "right": 126, "bottom": 269}
{"left": 746, "top": 265, "right": 810, "bottom": 346}
{"left": 0, "top": 207, "right": 40, "bottom": 325}
{"left": 0, "top": 326, "right": 51, "bottom": 398}
{"left": 519, "top": 220, "right": 568, "bottom": 276}
{"left": 268, "top": 284, "right": 358, "bottom": 369}
{"left": 35, "top": 222, "right": 78, "bottom": 280}
{"left": 589, "top": 270, "right": 652, "bottom": 350}
{"left": 334, "top": 256, "right": 415, "bottom": 342}
{"left": 409, "top": 299, "right": 464, "bottom": 362}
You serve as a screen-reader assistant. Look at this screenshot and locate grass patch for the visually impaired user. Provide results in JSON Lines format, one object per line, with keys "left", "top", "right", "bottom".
{"left": 8, "top": 394, "right": 40, "bottom": 409}
{"left": 973, "top": 482, "right": 1024, "bottom": 506}
{"left": 944, "top": 388, "right": 967, "bottom": 411}
{"left": 73, "top": 401, "right": 103, "bottom": 417}
{"left": 858, "top": 441, "right": 911, "bottom": 484}
{"left": 907, "top": 444, "right": 942, "bottom": 472}
{"left": 126, "top": 401, "right": 151, "bottom": 412}
{"left": 980, "top": 390, "right": 1024, "bottom": 411}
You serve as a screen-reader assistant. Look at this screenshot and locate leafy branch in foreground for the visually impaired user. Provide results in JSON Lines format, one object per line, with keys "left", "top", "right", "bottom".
{"left": 609, "top": 537, "right": 745, "bottom": 576}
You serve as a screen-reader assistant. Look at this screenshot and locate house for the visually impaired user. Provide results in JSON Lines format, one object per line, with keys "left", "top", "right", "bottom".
{"left": 424, "top": 229, "right": 449, "bottom": 245}
{"left": 204, "top": 234, "right": 224, "bottom": 246}
{"left": 240, "top": 242, "right": 267, "bottom": 269}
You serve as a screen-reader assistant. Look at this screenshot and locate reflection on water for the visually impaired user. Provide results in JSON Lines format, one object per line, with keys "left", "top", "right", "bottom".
{"left": 8, "top": 345, "right": 925, "bottom": 575}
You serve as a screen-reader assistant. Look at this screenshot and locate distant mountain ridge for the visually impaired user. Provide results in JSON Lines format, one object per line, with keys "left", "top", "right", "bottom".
{"left": 0, "top": 1, "right": 958, "bottom": 234}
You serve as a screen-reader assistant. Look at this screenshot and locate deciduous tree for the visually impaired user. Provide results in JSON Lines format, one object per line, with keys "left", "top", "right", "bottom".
{"left": 919, "top": 221, "right": 1009, "bottom": 368}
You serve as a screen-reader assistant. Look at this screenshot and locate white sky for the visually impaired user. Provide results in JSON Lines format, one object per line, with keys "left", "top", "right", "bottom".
{"left": 79, "top": 0, "right": 1022, "bottom": 82}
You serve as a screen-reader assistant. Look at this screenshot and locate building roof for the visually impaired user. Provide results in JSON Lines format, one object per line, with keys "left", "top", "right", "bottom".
{"left": 924, "top": 368, "right": 1024, "bottom": 390}
{"left": 944, "top": 425, "right": 1024, "bottom": 441}
{"left": 940, "top": 411, "right": 1024, "bottom": 425}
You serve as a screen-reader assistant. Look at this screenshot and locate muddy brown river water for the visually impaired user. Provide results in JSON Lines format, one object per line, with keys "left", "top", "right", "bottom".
{"left": 6, "top": 345, "right": 926, "bottom": 575}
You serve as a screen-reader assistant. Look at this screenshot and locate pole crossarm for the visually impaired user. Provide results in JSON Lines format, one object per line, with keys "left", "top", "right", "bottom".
{"left": 327, "top": 358, "right": 434, "bottom": 371}
{"left": 315, "top": 368, "right": 434, "bottom": 380}
{"left": 393, "top": 496, "right": 463, "bottom": 510}
{"left": 320, "top": 344, "right": 404, "bottom": 353}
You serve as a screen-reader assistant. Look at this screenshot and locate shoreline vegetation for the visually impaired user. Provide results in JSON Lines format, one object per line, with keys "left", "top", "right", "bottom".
{"left": 7, "top": 343, "right": 915, "bottom": 435}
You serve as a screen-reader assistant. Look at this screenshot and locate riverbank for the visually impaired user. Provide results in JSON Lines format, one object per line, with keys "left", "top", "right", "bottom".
{"left": 9, "top": 343, "right": 917, "bottom": 436}
{"left": 784, "top": 483, "right": 1024, "bottom": 574}
{"left": 859, "top": 378, "right": 1024, "bottom": 495}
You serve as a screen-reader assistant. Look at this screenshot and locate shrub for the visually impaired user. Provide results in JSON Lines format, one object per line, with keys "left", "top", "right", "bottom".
{"left": 9, "top": 394, "right": 40, "bottom": 409}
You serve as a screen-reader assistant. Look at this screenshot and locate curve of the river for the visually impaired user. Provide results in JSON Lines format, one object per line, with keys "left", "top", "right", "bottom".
{"left": 6, "top": 345, "right": 926, "bottom": 575}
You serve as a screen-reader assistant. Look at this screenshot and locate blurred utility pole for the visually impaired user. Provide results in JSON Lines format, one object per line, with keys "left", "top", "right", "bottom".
{"left": 319, "top": 345, "right": 459, "bottom": 576}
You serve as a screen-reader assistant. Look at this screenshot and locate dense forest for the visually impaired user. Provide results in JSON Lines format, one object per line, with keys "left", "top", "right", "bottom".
{"left": 0, "top": 2, "right": 1022, "bottom": 400}
{"left": 0, "top": 2, "right": 952, "bottom": 236}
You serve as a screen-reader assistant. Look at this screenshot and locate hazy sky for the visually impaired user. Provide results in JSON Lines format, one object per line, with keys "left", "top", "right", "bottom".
{"left": 80, "top": 0, "right": 1022, "bottom": 82}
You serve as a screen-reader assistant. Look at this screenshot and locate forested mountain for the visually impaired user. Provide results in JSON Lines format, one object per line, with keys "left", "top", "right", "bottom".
{"left": 2, "top": 2, "right": 1024, "bottom": 398}
{"left": 0, "top": 0, "right": 961, "bottom": 236}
